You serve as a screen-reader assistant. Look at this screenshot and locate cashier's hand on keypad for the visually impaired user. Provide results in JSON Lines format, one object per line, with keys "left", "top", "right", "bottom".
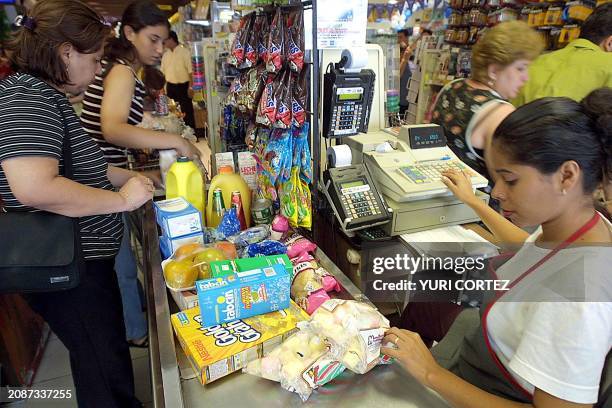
{"left": 441, "top": 170, "right": 477, "bottom": 205}
{"left": 381, "top": 327, "right": 442, "bottom": 387}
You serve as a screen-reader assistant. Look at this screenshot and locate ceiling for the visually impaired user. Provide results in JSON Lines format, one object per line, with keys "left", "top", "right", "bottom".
{"left": 82, "top": 0, "right": 189, "bottom": 20}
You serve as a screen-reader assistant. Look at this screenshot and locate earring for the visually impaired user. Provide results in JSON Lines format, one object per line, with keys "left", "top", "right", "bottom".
{"left": 562, "top": 189, "right": 567, "bottom": 195}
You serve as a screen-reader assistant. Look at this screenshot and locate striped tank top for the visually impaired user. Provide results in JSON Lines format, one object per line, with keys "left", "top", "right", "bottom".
{"left": 81, "top": 59, "right": 146, "bottom": 168}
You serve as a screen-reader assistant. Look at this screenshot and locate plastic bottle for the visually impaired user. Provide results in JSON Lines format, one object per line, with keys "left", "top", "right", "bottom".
{"left": 206, "top": 166, "right": 251, "bottom": 228}
{"left": 166, "top": 157, "right": 206, "bottom": 219}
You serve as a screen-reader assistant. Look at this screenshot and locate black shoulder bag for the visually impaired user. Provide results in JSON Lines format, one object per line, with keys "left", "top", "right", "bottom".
{"left": 0, "top": 106, "right": 85, "bottom": 293}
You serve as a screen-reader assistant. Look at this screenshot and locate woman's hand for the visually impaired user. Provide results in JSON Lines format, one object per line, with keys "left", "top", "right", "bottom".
{"left": 380, "top": 327, "right": 443, "bottom": 388}
{"left": 175, "top": 136, "right": 200, "bottom": 160}
{"left": 118, "top": 175, "right": 154, "bottom": 211}
{"left": 141, "top": 169, "right": 163, "bottom": 189}
{"left": 441, "top": 169, "right": 479, "bottom": 206}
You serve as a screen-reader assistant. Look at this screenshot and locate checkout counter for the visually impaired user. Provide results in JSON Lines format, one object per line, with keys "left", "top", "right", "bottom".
{"left": 130, "top": 202, "right": 451, "bottom": 408}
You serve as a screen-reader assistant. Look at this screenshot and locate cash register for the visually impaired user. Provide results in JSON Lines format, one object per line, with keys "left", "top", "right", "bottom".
{"left": 344, "top": 125, "right": 490, "bottom": 236}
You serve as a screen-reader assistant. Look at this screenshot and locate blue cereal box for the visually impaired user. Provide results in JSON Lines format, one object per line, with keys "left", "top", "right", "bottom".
{"left": 154, "top": 197, "right": 203, "bottom": 239}
{"left": 196, "top": 263, "right": 291, "bottom": 327}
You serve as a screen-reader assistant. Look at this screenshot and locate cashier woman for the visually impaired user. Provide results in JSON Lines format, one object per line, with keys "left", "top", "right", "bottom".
{"left": 382, "top": 88, "right": 612, "bottom": 407}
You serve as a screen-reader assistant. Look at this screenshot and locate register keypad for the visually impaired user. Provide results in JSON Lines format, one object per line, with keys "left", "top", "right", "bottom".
{"left": 398, "top": 161, "right": 471, "bottom": 184}
{"left": 342, "top": 190, "right": 381, "bottom": 219}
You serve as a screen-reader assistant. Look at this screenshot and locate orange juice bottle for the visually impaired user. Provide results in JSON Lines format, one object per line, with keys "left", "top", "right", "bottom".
{"left": 206, "top": 166, "right": 251, "bottom": 228}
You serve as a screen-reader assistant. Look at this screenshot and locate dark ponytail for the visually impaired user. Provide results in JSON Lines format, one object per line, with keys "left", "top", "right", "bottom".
{"left": 104, "top": 0, "right": 169, "bottom": 66}
{"left": 493, "top": 88, "right": 612, "bottom": 195}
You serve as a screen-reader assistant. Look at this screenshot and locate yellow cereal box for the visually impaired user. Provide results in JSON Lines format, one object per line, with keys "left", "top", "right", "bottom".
{"left": 171, "top": 300, "right": 308, "bottom": 384}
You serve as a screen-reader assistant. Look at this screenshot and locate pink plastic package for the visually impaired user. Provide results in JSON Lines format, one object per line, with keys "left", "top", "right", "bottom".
{"left": 283, "top": 233, "right": 317, "bottom": 258}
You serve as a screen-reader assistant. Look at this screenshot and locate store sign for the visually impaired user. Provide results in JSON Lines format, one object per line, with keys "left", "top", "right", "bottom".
{"left": 316, "top": 0, "right": 368, "bottom": 49}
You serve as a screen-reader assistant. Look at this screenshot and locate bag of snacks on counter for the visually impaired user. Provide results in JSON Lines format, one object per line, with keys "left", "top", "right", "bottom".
{"left": 245, "top": 239, "right": 287, "bottom": 257}
{"left": 227, "top": 225, "right": 270, "bottom": 247}
{"left": 283, "top": 232, "right": 317, "bottom": 258}
{"left": 307, "top": 299, "right": 390, "bottom": 374}
{"left": 244, "top": 329, "right": 346, "bottom": 401}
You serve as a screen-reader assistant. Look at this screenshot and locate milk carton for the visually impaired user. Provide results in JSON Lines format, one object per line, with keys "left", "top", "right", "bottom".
{"left": 196, "top": 263, "right": 291, "bottom": 327}
{"left": 154, "top": 197, "right": 203, "bottom": 239}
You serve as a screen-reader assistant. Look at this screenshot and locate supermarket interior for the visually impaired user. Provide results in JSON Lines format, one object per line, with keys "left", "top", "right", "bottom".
{"left": 0, "top": 0, "right": 611, "bottom": 407}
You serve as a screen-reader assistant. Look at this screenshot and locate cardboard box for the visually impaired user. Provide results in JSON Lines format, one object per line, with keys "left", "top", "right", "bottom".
{"left": 210, "top": 255, "right": 293, "bottom": 279}
{"left": 215, "top": 152, "right": 235, "bottom": 173}
{"left": 160, "top": 232, "right": 204, "bottom": 259}
{"left": 154, "top": 197, "right": 203, "bottom": 239}
{"left": 170, "top": 288, "right": 199, "bottom": 311}
{"left": 196, "top": 264, "right": 291, "bottom": 327}
{"left": 171, "top": 301, "right": 308, "bottom": 384}
{"left": 237, "top": 151, "right": 257, "bottom": 191}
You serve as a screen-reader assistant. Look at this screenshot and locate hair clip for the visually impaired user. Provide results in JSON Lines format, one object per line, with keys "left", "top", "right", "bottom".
{"left": 114, "top": 21, "right": 122, "bottom": 39}
{"left": 14, "top": 15, "right": 37, "bottom": 31}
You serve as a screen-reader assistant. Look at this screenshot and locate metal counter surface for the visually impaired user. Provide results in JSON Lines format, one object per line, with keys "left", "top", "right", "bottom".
{"left": 135, "top": 202, "right": 450, "bottom": 408}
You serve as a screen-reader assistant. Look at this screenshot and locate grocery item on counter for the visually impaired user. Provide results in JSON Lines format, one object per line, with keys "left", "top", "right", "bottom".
{"left": 171, "top": 301, "right": 308, "bottom": 384}
{"left": 227, "top": 225, "right": 270, "bottom": 247}
{"left": 251, "top": 197, "right": 275, "bottom": 225}
{"left": 270, "top": 214, "right": 289, "bottom": 240}
{"left": 160, "top": 232, "right": 205, "bottom": 260}
{"left": 163, "top": 256, "right": 199, "bottom": 290}
{"left": 165, "top": 158, "right": 206, "bottom": 217}
{"left": 158, "top": 149, "right": 178, "bottom": 187}
{"left": 192, "top": 247, "right": 227, "bottom": 280}
{"left": 216, "top": 207, "right": 241, "bottom": 239}
{"left": 230, "top": 191, "right": 248, "bottom": 231}
{"left": 206, "top": 166, "right": 252, "bottom": 228}
{"left": 170, "top": 288, "right": 199, "bottom": 310}
{"left": 308, "top": 299, "right": 390, "bottom": 374}
{"left": 245, "top": 240, "right": 287, "bottom": 257}
{"left": 154, "top": 197, "right": 203, "bottom": 239}
{"left": 244, "top": 329, "right": 346, "bottom": 401}
{"left": 196, "top": 263, "right": 291, "bottom": 327}
{"left": 210, "top": 254, "right": 293, "bottom": 279}
{"left": 290, "top": 256, "right": 340, "bottom": 314}
{"left": 283, "top": 233, "right": 317, "bottom": 258}
{"left": 237, "top": 151, "right": 258, "bottom": 192}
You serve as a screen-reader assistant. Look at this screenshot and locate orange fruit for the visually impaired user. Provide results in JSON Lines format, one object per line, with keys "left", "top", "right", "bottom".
{"left": 193, "top": 248, "right": 226, "bottom": 280}
{"left": 174, "top": 243, "right": 203, "bottom": 260}
{"left": 164, "top": 258, "right": 198, "bottom": 289}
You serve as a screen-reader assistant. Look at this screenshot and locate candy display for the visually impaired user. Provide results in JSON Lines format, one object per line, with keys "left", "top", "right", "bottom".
{"left": 266, "top": 8, "right": 285, "bottom": 74}
{"left": 171, "top": 301, "right": 308, "bottom": 384}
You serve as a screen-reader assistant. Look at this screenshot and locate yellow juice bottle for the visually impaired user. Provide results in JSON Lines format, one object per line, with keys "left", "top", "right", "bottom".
{"left": 206, "top": 166, "right": 251, "bottom": 228}
{"left": 166, "top": 157, "right": 205, "bottom": 221}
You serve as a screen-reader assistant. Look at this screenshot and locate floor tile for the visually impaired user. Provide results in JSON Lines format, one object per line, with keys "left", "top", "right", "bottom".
{"left": 26, "top": 375, "right": 76, "bottom": 408}
{"left": 132, "top": 356, "right": 153, "bottom": 405}
{"left": 32, "top": 338, "right": 71, "bottom": 384}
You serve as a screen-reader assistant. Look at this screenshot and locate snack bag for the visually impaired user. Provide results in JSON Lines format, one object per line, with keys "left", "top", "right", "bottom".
{"left": 216, "top": 208, "right": 241, "bottom": 240}
{"left": 227, "top": 225, "right": 271, "bottom": 247}
{"left": 279, "top": 167, "right": 300, "bottom": 227}
{"left": 283, "top": 232, "right": 317, "bottom": 258}
{"left": 245, "top": 240, "right": 288, "bottom": 257}
{"left": 286, "top": 8, "right": 305, "bottom": 73}
{"left": 291, "top": 69, "right": 308, "bottom": 128}
{"left": 241, "top": 14, "right": 258, "bottom": 69}
{"left": 274, "top": 69, "right": 292, "bottom": 129}
{"left": 244, "top": 329, "right": 346, "bottom": 401}
{"left": 296, "top": 174, "right": 312, "bottom": 229}
{"left": 256, "top": 74, "right": 279, "bottom": 127}
{"left": 307, "top": 300, "right": 390, "bottom": 374}
{"left": 263, "top": 128, "right": 293, "bottom": 186}
{"left": 266, "top": 8, "right": 284, "bottom": 73}
{"left": 255, "top": 13, "right": 270, "bottom": 64}
{"left": 228, "top": 14, "right": 250, "bottom": 67}
{"left": 290, "top": 257, "right": 340, "bottom": 313}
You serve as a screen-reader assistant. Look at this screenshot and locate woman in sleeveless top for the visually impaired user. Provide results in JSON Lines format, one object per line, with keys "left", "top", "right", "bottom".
{"left": 81, "top": 0, "right": 199, "bottom": 348}
{"left": 431, "top": 21, "right": 544, "bottom": 182}
{"left": 384, "top": 88, "right": 612, "bottom": 408}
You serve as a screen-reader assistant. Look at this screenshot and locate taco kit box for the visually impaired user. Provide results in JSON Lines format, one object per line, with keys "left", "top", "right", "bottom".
{"left": 171, "top": 301, "right": 309, "bottom": 384}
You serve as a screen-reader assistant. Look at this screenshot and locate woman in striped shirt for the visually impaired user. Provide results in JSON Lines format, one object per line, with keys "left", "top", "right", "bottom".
{"left": 0, "top": 1, "right": 152, "bottom": 406}
{"left": 82, "top": 0, "right": 199, "bottom": 349}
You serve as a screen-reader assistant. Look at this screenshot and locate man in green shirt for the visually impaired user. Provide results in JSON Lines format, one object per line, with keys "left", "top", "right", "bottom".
{"left": 513, "top": 3, "right": 612, "bottom": 106}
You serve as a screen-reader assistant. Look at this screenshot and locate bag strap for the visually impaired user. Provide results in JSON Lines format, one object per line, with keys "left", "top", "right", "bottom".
{"left": 55, "top": 101, "right": 74, "bottom": 180}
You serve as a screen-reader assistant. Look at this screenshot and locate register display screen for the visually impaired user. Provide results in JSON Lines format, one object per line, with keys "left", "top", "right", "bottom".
{"left": 409, "top": 126, "right": 447, "bottom": 149}
{"left": 338, "top": 92, "right": 362, "bottom": 101}
{"left": 341, "top": 180, "right": 365, "bottom": 189}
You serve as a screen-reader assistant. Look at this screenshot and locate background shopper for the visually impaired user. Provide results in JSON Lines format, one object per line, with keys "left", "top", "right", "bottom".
{"left": 430, "top": 21, "right": 544, "bottom": 183}
{"left": 161, "top": 30, "right": 195, "bottom": 129}
{"left": 0, "top": 0, "right": 153, "bottom": 406}
{"left": 514, "top": 3, "right": 612, "bottom": 106}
